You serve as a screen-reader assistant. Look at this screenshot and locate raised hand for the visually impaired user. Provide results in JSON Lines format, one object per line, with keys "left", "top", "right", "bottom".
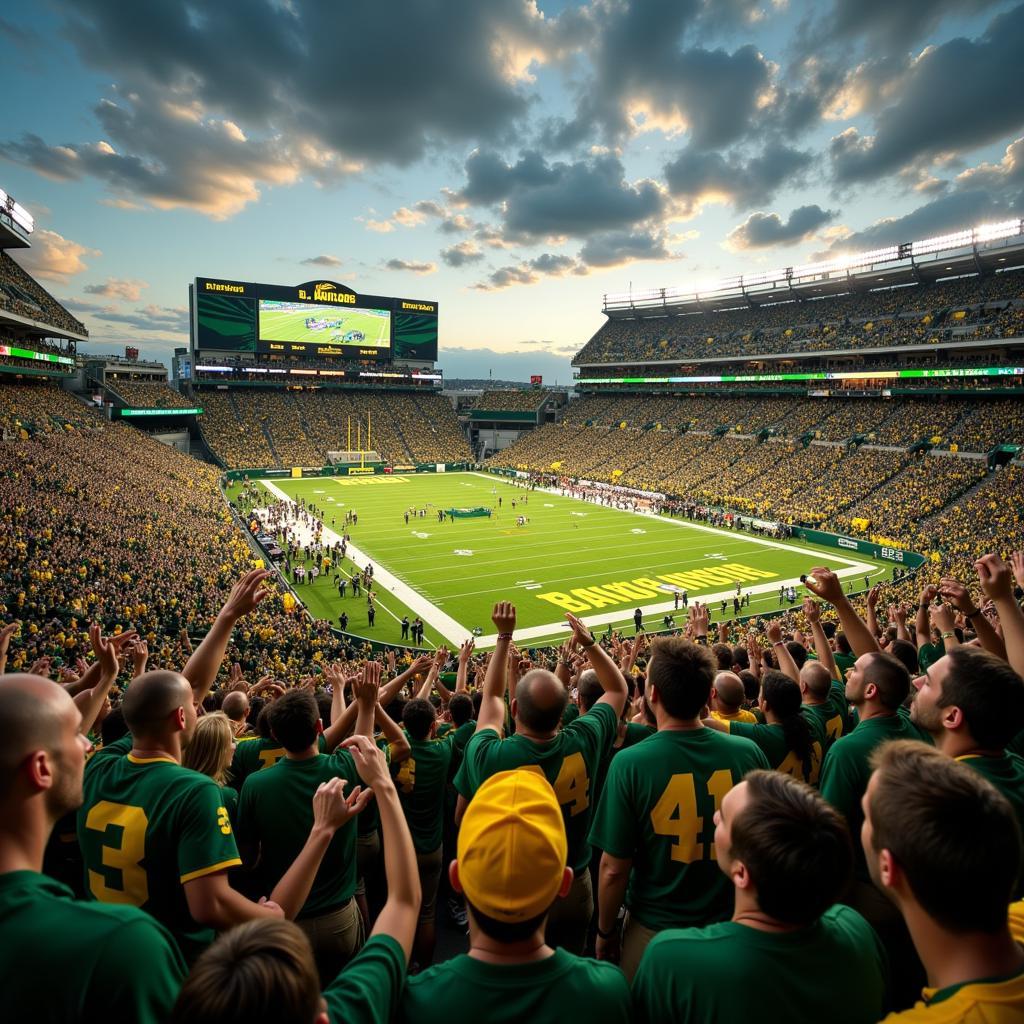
{"left": 802, "top": 597, "right": 821, "bottom": 623}
{"left": 130, "top": 639, "right": 149, "bottom": 677}
{"left": 689, "top": 602, "right": 709, "bottom": 637}
{"left": 939, "top": 577, "right": 976, "bottom": 614}
{"left": 353, "top": 659, "right": 382, "bottom": 705}
{"left": 930, "top": 602, "right": 956, "bottom": 633}
{"left": 975, "top": 554, "right": 1015, "bottom": 603}
{"left": 221, "top": 568, "right": 273, "bottom": 621}
{"left": 565, "top": 611, "right": 595, "bottom": 648}
{"left": 804, "top": 567, "right": 844, "bottom": 605}
{"left": 766, "top": 619, "right": 783, "bottom": 645}
{"left": 341, "top": 734, "right": 392, "bottom": 790}
{"left": 458, "top": 638, "right": 475, "bottom": 663}
{"left": 866, "top": 586, "right": 881, "bottom": 609}
{"left": 89, "top": 624, "right": 121, "bottom": 681}
{"left": 311, "top": 776, "right": 373, "bottom": 833}
{"left": 1009, "top": 552, "right": 1024, "bottom": 594}
{"left": 492, "top": 601, "right": 516, "bottom": 636}
{"left": 919, "top": 583, "right": 939, "bottom": 606}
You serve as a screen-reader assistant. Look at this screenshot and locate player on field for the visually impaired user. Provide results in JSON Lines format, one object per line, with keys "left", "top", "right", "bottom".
{"left": 454, "top": 602, "right": 627, "bottom": 954}
{"left": 864, "top": 741, "right": 1024, "bottom": 1021}
{"left": 589, "top": 605, "right": 770, "bottom": 980}
{"left": 632, "top": 771, "right": 886, "bottom": 1024}
{"left": 400, "top": 770, "right": 631, "bottom": 1024}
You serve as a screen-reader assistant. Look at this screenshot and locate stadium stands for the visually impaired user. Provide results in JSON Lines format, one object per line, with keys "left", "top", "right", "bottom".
{"left": 472, "top": 388, "right": 549, "bottom": 412}
{"left": 0, "top": 252, "right": 87, "bottom": 336}
{"left": 197, "top": 388, "right": 472, "bottom": 469}
{"left": 576, "top": 271, "right": 1024, "bottom": 366}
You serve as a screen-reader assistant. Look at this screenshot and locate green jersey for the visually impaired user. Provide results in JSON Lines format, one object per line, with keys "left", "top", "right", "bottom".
{"left": 448, "top": 719, "right": 476, "bottom": 774}
{"left": 803, "top": 681, "right": 852, "bottom": 752}
{"left": 918, "top": 641, "right": 945, "bottom": 672}
{"left": 820, "top": 714, "right": 929, "bottom": 879}
{"left": 394, "top": 734, "right": 455, "bottom": 852}
{"left": 726, "top": 714, "right": 826, "bottom": 785}
{"left": 632, "top": 905, "right": 886, "bottom": 1024}
{"left": 959, "top": 752, "right": 1024, "bottom": 894}
{"left": 834, "top": 651, "right": 856, "bottom": 680}
{"left": 237, "top": 750, "right": 360, "bottom": 918}
{"left": 562, "top": 703, "right": 581, "bottom": 726}
{"left": 588, "top": 728, "right": 770, "bottom": 930}
{"left": 594, "top": 722, "right": 656, "bottom": 815}
{"left": 78, "top": 734, "right": 242, "bottom": 961}
{"left": 0, "top": 870, "right": 186, "bottom": 1024}
{"left": 454, "top": 702, "right": 618, "bottom": 872}
{"left": 399, "top": 948, "right": 630, "bottom": 1024}
{"left": 230, "top": 733, "right": 327, "bottom": 790}
{"left": 324, "top": 935, "right": 406, "bottom": 1024}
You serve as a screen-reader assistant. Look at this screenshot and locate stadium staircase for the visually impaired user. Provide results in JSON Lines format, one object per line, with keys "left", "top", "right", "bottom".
{"left": 260, "top": 422, "right": 282, "bottom": 467}
{"left": 227, "top": 390, "right": 245, "bottom": 425}
{"left": 389, "top": 414, "right": 416, "bottom": 464}
{"left": 917, "top": 464, "right": 995, "bottom": 531}
{"left": 409, "top": 392, "right": 457, "bottom": 461}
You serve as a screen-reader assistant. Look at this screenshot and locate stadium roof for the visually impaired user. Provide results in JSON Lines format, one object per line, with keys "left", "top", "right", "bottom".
{"left": 602, "top": 218, "right": 1024, "bottom": 319}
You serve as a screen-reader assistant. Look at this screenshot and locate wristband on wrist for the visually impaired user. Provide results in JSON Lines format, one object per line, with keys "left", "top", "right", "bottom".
{"left": 596, "top": 924, "right": 617, "bottom": 939}
{"left": 965, "top": 608, "right": 982, "bottom": 619}
{"left": 581, "top": 637, "right": 596, "bottom": 648}
{"left": 496, "top": 632, "right": 513, "bottom": 641}
{"left": 941, "top": 630, "right": 955, "bottom": 640}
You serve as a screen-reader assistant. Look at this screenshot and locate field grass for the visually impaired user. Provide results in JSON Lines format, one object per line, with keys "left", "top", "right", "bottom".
{"left": 238, "top": 472, "right": 893, "bottom": 650}
{"left": 258, "top": 303, "right": 390, "bottom": 347}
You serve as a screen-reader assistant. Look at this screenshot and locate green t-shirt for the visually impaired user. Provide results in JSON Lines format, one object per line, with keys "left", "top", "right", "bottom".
{"left": 833, "top": 651, "right": 856, "bottom": 680}
{"left": 588, "top": 728, "right": 770, "bottom": 930}
{"left": 394, "top": 734, "right": 455, "bottom": 853}
{"left": 78, "top": 735, "right": 243, "bottom": 962}
{"left": 237, "top": 751, "right": 360, "bottom": 917}
{"left": 230, "top": 734, "right": 327, "bottom": 790}
{"left": 917, "top": 641, "right": 945, "bottom": 672}
{"left": 959, "top": 752, "right": 1024, "bottom": 895}
{"left": 399, "top": 948, "right": 631, "bottom": 1024}
{"left": 0, "top": 870, "right": 186, "bottom": 1024}
{"left": 448, "top": 719, "right": 476, "bottom": 774}
{"left": 594, "top": 722, "right": 656, "bottom": 816}
{"left": 324, "top": 934, "right": 406, "bottom": 1024}
{"left": 802, "top": 681, "right": 852, "bottom": 753}
{"left": 562, "top": 703, "right": 581, "bottom": 726}
{"left": 632, "top": 905, "right": 887, "bottom": 1024}
{"left": 454, "top": 702, "right": 618, "bottom": 872}
{"left": 820, "top": 714, "right": 929, "bottom": 879}
{"left": 726, "top": 714, "right": 826, "bottom": 785}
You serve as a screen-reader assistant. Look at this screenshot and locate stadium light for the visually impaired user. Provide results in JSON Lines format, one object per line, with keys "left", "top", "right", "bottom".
{"left": 0, "top": 187, "right": 34, "bottom": 234}
{"left": 605, "top": 217, "right": 1023, "bottom": 308}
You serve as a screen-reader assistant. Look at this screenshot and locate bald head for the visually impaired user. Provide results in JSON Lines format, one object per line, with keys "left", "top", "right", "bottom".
{"left": 801, "top": 661, "right": 832, "bottom": 700}
{"left": 122, "top": 670, "right": 192, "bottom": 736}
{"left": 0, "top": 675, "right": 74, "bottom": 782}
{"left": 712, "top": 672, "right": 745, "bottom": 711}
{"left": 221, "top": 691, "right": 250, "bottom": 723}
{"left": 515, "top": 668, "right": 568, "bottom": 733}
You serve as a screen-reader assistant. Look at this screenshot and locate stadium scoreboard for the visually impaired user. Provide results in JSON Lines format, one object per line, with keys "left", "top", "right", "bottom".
{"left": 189, "top": 277, "right": 438, "bottom": 362}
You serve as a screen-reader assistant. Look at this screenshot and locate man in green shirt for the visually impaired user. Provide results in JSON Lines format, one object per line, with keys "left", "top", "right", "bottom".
{"left": 454, "top": 603, "right": 627, "bottom": 954}
{"left": 908, "top": 645, "right": 1024, "bottom": 855}
{"left": 589, "top": 629, "right": 770, "bottom": 981}
{"left": 394, "top": 697, "right": 455, "bottom": 968}
{"left": 632, "top": 770, "right": 886, "bottom": 1024}
{"left": 171, "top": 734, "right": 422, "bottom": 1024}
{"left": 863, "top": 741, "right": 1024, "bottom": 1021}
{"left": 238, "top": 671, "right": 378, "bottom": 985}
{"left": 818, "top": 649, "right": 927, "bottom": 1009}
{"left": 401, "top": 768, "right": 631, "bottom": 1024}
{"left": 0, "top": 673, "right": 185, "bottom": 1023}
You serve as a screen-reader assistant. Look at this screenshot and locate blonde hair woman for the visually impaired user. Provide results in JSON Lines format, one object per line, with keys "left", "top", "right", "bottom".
{"left": 183, "top": 711, "right": 238, "bottom": 826}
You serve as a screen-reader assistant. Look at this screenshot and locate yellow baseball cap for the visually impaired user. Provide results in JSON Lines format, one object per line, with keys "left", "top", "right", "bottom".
{"left": 457, "top": 769, "right": 568, "bottom": 922}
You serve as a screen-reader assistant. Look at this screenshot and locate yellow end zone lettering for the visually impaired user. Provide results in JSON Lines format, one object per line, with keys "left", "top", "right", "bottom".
{"left": 535, "top": 563, "right": 779, "bottom": 613}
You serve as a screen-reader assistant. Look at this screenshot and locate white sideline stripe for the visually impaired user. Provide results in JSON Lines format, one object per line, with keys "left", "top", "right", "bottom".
{"left": 260, "top": 480, "right": 470, "bottom": 645}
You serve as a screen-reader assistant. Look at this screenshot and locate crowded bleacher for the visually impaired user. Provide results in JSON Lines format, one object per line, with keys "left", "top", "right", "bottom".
{"left": 5, "top": 204, "right": 1024, "bottom": 1024}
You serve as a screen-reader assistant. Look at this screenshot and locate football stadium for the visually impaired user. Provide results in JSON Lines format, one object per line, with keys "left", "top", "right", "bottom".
{"left": 3, "top": 2, "right": 1024, "bottom": 1021}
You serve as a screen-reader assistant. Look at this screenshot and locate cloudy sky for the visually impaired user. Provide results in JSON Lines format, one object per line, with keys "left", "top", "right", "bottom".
{"left": 2, "top": 0, "right": 1023, "bottom": 381}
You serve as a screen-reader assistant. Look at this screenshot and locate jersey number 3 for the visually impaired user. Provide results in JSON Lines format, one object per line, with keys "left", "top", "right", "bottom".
{"left": 650, "top": 770, "right": 731, "bottom": 863}
{"left": 85, "top": 801, "right": 149, "bottom": 905}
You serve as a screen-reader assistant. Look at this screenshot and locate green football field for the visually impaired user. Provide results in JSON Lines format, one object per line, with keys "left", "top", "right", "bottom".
{"left": 245, "top": 472, "right": 893, "bottom": 649}
{"left": 258, "top": 304, "right": 390, "bottom": 347}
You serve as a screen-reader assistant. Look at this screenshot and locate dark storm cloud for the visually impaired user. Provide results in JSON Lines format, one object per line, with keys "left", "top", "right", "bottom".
{"left": 663, "top": 143, "right": 813, "bottom": 213}
{"left": 829, "top": 4, "right": 1024, "bottom": 185}
{"left": 458, "top": 151, "right": 666, "bottom": 241}
{"left": 726, "top": 205, "right": 837, "bottom": 249}
{"left": 801, "top": 0, "right": 1004, "bottom": 53}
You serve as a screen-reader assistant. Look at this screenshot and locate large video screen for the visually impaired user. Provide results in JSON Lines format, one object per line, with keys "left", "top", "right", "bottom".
{"left": 258, "top": 300, "right": 390, "bottom": 349}
{"left": 191, "top": 279, "right": 437, "bottom": 362}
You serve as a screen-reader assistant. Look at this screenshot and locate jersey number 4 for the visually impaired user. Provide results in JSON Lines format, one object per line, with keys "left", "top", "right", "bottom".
{"left": 85, "top": 801, "right": 149, "bottom": 905}
{"left": 650, "top": 770, "right": 732, "bottom": 863}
